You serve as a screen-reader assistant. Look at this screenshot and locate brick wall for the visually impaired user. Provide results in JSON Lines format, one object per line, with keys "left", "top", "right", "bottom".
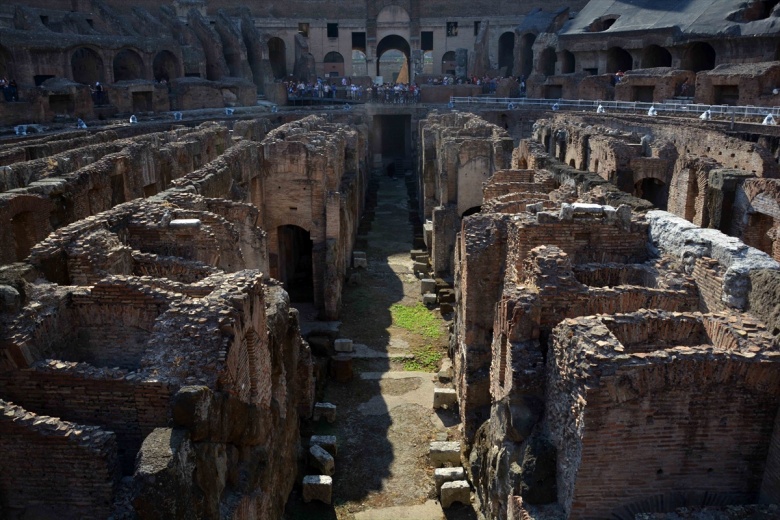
{"left": 0, "top": 367, "right": 171, "bottom": 474}
{"left": 0, "top": 400, "right": 120, "bottom": 519}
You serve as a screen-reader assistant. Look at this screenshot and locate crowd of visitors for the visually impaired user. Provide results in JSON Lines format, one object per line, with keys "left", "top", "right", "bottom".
{"left": 285, "top": 78, "right": 422, "bottom": 104}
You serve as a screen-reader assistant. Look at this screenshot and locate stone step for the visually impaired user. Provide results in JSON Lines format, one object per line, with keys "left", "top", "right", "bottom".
{"left": 440, "top": 480, "right": 470, "bottom": 508}
{"left": 429, "top": 441, "right": 461, "bottom": 467}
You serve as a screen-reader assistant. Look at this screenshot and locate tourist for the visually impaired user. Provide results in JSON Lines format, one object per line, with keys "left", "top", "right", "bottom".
{"left": 8, "top": 79, "right": 17, "bottom": 101}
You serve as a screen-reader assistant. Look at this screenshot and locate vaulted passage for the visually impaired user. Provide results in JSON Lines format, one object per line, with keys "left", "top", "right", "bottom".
{"left": 278, "top": 224, "right": 313, "bottom": 303}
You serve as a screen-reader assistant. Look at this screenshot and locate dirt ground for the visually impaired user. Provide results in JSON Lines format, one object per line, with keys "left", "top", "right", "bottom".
{"left": 284, "top": 171, "right": 478, "bottom": 520}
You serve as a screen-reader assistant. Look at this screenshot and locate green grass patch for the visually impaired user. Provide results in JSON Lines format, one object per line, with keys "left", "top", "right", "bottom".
{"left": 390, "top": 303, "right": 443, "bottom": 339}
{"left": 403, "top": 344, "right": 444, "bottom": 372}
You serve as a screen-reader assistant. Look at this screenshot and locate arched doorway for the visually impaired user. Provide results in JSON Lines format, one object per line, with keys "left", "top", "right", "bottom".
{"left": 423, "top": 51, "right": 434, "bottom": 74}
{"left": 113, "top": 49, "right": 144, "bottom": 81}
{"left": 324, "top": 51, "right": 344, "bottom": 77}
{"left": 11, "top": 212, "right": 37, "bottom": 261}
{"left": 607, "top": 47, "right": 632, "bottom": 73}
{"left": 268, "top": 37, "right": 287, "bottom": 79}
{"left": 441, "top": 51, "right": 456, "bottom": 76}
{"left": 352, "top": 50, "right": 367, "bottom": 76}
{"left": 635, "top": 178, "right": 668, "bottom": 210}
{"left": 540, "top": 47, "right": 557, "bottom": 76}
{"left": 642, "top": 45, "right": 672, "bottom": 68}
{"left": 71, "top": 47, "right": 104, "bottom": 85}
{"left": 153, "top": 50, "right": 178, "bottom": 82}
{"left": 498, "top": 32, "right": 515, "bottom": 76}
{"left": 0, "top": 45, "right": 12, "bottom": 79}
{"left": 561, "top": 50, "right": 575, "bottom": 74}
{"left": 519, "top": 33, "right": 536, "bottom": 78}
{"left": 462, "top": 206, "right": 481, "bottom": 218}
{"left": 376, "top": 34, "right": 410, "bottom": 78}
{"left": 681, "top": 42, "right": 716, "bottom": 72}
{"left": 278, "top": 225, "right": 313, "bottom": 303}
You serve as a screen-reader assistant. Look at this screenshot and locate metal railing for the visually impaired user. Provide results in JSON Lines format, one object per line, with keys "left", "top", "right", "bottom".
{"left": 448, "top": 96, "right": 780, "bottom": 120}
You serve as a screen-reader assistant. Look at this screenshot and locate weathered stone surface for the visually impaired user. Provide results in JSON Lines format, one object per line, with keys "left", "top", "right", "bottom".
{"left": 441, "top": 480, "right": 471, "bottom": 508}
{"left": 309, "top": 444, "right": 335, "bottom": 476}
{"left": 302, "top": 475, "right": 332, "bottom": 504}
{"left": 313, "top": 402, "right": 337, "bottom": 423}
{"left": 430, "top": 441, "right": 461, "bottom": 467}
{"left": 433, "top": 387, "right": 457, "bottom": 409}
{"left": 310, "top": 435, "right": 338, "bottom": 456}
{"left": 435, "top": 466, "right": 466, "bottom": 493}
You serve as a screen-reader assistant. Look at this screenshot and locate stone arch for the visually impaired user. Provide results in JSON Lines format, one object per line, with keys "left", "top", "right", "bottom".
{"left": 352, "top": 50, "right": 367, "bottom": 76}
{"left": 376, "top": 34, "right": 410, "bottom": 77}
{"left": 112, "top": 48, "right": 144, "bottom": 82}
{"left": 153, "top": 50, "right": 179, "bottom": 82}
{"left": 561, "top": 50, "right": 575, "bottom": 74}
{"left": 681, "top": 42, "right": 716, "bottom": 72}
{"left": 498, "top": 32, "right": 515, "bottom": 76}
{"left": 277, "top": 224, "right": 313, "bottom": 303}
{"left": 268, "top": 37, "right": 287, "bottom": 79}
{"left": 606, "top": 46, "right": 632, "bottom": 73}
{"left": 519, "top": 33, "right": 536, "bottom": 78}
{"left": 324, "top": 51, "right": 344, "bottom": 77}
{"left": 642, "top": 45, "right": 672, "bottom": 68}
{"left": 442, "top": 51, "right": 457, "bottom": 75}
{"left": 71, "top": 47, "right": 104, "bottom": 85}
{"left": 540, "top": 47, "right": 557, "bottom": 76}
{"left": 634, "top": 177, "right": 668, "bottom": 210}
{"left": 376, "top": 5, "right": 410, "bottom": 24}
{"left": 0, "top": 44, "right": 13, "bottom": 79}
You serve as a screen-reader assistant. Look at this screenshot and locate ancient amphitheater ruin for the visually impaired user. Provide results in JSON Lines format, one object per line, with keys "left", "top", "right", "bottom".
{"left": 1, "top": 1, "right": 780, "bottom": 519}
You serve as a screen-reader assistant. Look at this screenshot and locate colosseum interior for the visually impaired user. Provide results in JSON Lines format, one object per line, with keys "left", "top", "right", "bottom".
{"left": 1, "top": 1, "right": 780, "bottom": 519}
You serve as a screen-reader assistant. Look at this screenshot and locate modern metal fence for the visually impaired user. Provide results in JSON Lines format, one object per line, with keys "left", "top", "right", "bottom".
{"left": 449, "top": 96, "right": 780, "bottom": 121}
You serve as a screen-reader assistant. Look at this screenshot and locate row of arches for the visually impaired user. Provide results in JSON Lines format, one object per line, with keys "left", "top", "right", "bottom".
{"left": 70, "top": 47, "right": 179, "bottom": 85}
{"left": 533, "top": 40, "right": 718, "bottom": 77}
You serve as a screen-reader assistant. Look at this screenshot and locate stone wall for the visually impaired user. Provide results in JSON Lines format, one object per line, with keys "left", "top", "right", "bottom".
{"left": 0, "top": 400, "right": 121, "bottom": 519}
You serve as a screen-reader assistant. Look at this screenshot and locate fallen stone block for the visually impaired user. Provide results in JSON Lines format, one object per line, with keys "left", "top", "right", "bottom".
{"left": 422, "top": 293, "right": 437, "bottom": 306}
{"left": 434, "top": 467, "right": 465, "bottom": 493}
{"left": 421, "top": 278, "right": 436, "bottom": 294}
{"left": 429, "top": 441, "right": 461, "bottom": 467}
{"left": 334, "top": 338, "right": 354, "bottom": 353}
{"left": 440, "top": 480, "right": 470, "bottom": 508}
{"left": 310, "top": 435, "right": 337, "bottom": 456}
{"left": 353, "top": 251, "right": 367, "bottom": 268}
{"left": 413, "top": 261, "right": 429, "bottom": 275}
{"left": 302, "top": 475, "right": 332, "bottom": 504}
{"left": 433, "top": 388, "right": 457, "bottom": 409}
{"left": 313, "top": 402, "right": 337, "bottom": 423}
{"left": 309, "top": 444, "right": 335, "bottom": 476}
{"left": 437, "top": 358, "right": 454, "bottom": 383}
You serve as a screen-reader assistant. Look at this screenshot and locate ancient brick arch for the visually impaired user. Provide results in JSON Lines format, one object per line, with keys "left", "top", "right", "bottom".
{"left": 741, "top": 180, "right": 780, "bottom": 260}
{"left": 498, "top": 32, "right": 515, "bottom": 76}
{"left": 607, "top": 46, "right": 633, "bottom": 73}
{"left": 324, "top": 51, "right": 345, "bottom": 77}
{"left": 518, "top": 33, "right": 536, "bottom": 79}
{"left": 376, "top": 34, "right": 410, "bottom": 77}
{"left": 113, "top": 48, "right": 144, "bottom": 82}
{"left": 681, "top": 41, "right": 716, "bottom": 72}
{"left": 540, "top": 47, "right": 557, "bottom": 76}
{"left": 642, "top": 44, "right": 672, "bottom": 68}
{"left": 152, "top": 49, "right": 179, "bottom": 82}
{"left": 71, "top": 46, "right": 104, "bottom": 85}
{"left": 268, "top": 37, "right": 287, "bottom": 79}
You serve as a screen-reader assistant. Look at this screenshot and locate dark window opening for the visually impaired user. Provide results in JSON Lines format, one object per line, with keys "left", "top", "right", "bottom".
{"left": 327, "top": 23, "right": 338, "bottom": 38}
{"left": 544, "top": 85, "right": 563, "bottom": 99}
{"left": 540, "top": 48, "right": 557, "bottom": 76}
{"left": 584, "top": 67, "right": 598, "bottom": 75}
{"left": 642, "top": 45, "right": 672, "bottom": 68}
{"left": 607, "top": 46, "right": 633, "bottom": 73}
{"left": 561, "top": 50, "right": 575, "bottom": 74}
{"left": 278, "top": 225, "right": 313, "bottom": 303}
{"left": 635, "top": 178, "right": 668, "bottom": 210}
{"left": 474, "top": 21, "right": 481, "bottom": 36}
{"left": 633, "top": 86, "right": 655, "bottom": 102}
{"left": 447, "top": 22, "right": 458, "bottom": 37}
{"left": 34, "top": 75, "right": 55, "bottom": 86}
{"left": 40, "top": 15, "right": 49, "bottom": 26}
{"left": 298, "top": 23, "right": 309, "bottom": 37}
{"left": 589, "top": 15, "right": 619, "bottom": 32}
{"left": 681, "top": 42, "right": 716, "bottom": 72}
{"left": 352, "top": 32, "right": 366, "bottom": 52}
{"left": 714, "top": 85, "right": 740, "bottom": 105}
{"left": 421, "top": 31, "right": 434, "bottom": 52}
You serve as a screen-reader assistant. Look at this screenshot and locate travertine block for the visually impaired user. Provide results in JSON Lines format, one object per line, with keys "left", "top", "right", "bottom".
{"left": 429, "top": 441, "right": 461, "bottom": 467}
{"left": 313, "top": 402, "right": 336, "bottom": 423}
{"left": 309, "top": 444, "right": 335, "bottom": 476}
{"left": 302, "top": 475, "right": 332, "bottom": 504}
{"left": 433, "top": 387, "right": 457, "bottom": 409}
{"left": 423, "top": 293, "right": 438, "bottom": 306}
{"left": 421, "top": 278, "right": 436, "bottom": 294}
{"left": 310, "top": 435, "right": 337, "bottom": 456}
{"left": 434, "top": 467, "right": 465, "bottom": 493}
{"left": 334, "top": 338, "right": 353, "bottom": 353}
{"left": 440, "top": 480, "right": 470, "bottom": 508}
